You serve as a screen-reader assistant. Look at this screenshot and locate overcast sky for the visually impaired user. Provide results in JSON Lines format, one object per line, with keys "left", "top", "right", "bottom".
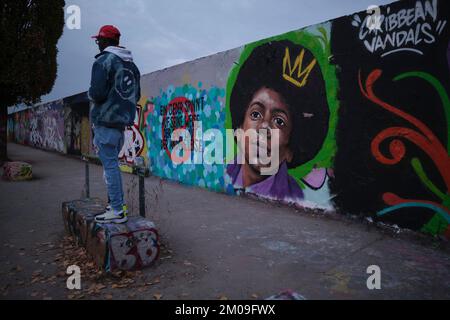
{"left": 34, "top": 0, "right": 393, "bottom": 106}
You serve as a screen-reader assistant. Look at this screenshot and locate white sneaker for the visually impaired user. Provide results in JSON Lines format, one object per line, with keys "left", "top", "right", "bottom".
{"left": 95, "top": 209, "right": 128, "bottom": 224}
{"left": 105, "top": 204, "right": 128, "bottom": 216}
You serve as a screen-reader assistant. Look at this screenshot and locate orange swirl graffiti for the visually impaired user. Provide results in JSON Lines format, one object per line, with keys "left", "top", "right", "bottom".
{"left": 358, "top": 69, "right": 450, "bottom": 220}
{"left": 358, "top": 69, "right": 450, "bottom": 194}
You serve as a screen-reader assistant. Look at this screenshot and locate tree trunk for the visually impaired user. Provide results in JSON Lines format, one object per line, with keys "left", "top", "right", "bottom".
{"left": 0, "top": 106, "right": 8, "bottom": 163}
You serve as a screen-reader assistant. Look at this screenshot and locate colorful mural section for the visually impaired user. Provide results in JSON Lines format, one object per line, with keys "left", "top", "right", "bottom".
{"left": 331, "top": 0, "right": 450, "bottom": 238}
{"left": 145, "top": 84, "right": 227, "bottom": 192}
{"left": 64, "top": 106, "right": 82, "bottom": 155}
{"left": 7, "top": 116, "right": 14, "bottom": 142}
{"left": 141, "top": 24, "right": 337, "bottom": 208}
{"left": 224, "top": 23, "right": 338, "bottom": 210}
{"left": 9, "top": 100, "right": 66, "bottom": 153}
{"left": 118, "top": 97, "right": 149, "bottom": 173}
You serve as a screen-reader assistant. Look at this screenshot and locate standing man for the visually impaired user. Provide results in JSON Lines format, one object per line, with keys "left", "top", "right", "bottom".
{"left": 89, "top": 25, "right": 141, "bottom": 224}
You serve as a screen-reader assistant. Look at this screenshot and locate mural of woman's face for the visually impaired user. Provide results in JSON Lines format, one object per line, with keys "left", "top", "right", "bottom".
{"left": 240, "top": 87, "right": 294, "bottom": 175}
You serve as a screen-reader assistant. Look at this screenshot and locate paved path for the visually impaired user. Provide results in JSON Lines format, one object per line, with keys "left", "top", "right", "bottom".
{"left": 1, "top": 143, "right": 449, "bottom": 300}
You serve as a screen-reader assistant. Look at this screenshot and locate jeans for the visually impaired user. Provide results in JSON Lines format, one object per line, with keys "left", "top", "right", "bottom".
{"left": 93, "top": 125, "right": 125, "bottom": 211}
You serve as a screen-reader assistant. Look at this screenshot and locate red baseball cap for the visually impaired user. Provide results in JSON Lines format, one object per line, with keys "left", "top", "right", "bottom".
{"left": 91, "top": 25, "right": 121, "bottom": 40}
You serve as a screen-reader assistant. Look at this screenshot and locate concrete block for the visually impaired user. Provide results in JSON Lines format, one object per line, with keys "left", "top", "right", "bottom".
{"left": 2, "top": 162, "right": 32, "bottom": 181}
{"left": 62, "top": 198, "right": 159, "bottom": 272}
{"left": 62, "top": 198, "right": 104, "bottom": 245}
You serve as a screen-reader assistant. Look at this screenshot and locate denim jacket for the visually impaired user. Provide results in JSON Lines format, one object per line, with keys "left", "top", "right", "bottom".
{"left": 88, "top": 46, "right": 141, "bottom": 130}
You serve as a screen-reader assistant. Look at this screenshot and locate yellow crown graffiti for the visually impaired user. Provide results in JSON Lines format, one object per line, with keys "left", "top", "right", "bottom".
{"left": 282, "top": 47, "right": 317, "bottom": 88}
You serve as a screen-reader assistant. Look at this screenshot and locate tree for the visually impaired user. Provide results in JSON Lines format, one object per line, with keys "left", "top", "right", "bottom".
{"left": 0, "top": 0, "right": 65, "bottom": 162}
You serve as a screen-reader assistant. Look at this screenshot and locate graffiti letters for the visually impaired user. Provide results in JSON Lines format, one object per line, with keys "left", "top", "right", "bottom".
{"left": 109, "top": 228, "right": 159, "bottom": 271}
{"left": 352, "top": 0, "right": 446, "bottom": 57}
{"left": 160, "top": 96, "right": 202, "bottom": 161}
{"left": 119, "top": 105, "right": 145, "bottom": 164}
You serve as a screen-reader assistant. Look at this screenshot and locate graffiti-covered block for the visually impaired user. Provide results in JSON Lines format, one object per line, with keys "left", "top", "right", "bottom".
{"left": 62, "top": 198, "right": 105, "bottom": 244}
{"left": 89, "top": 218, "right": 160, "bottom": 272}
{"left": 62, "top": 198, "right": 160, "bottom": 271}
{"left": 2, "top": 162, "right": 32, "bottom": 181}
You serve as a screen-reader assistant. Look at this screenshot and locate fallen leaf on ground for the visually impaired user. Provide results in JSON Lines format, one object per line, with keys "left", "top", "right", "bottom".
{"left": 96, "top": 284, "right": 106, "bottom": 290}
{"left": 105, "top": 294, "right": 113, "bottom": 300}
{"left": 152, "top": 277, "right": 160, "bottom": 284}
{"left": 122, "top": 279, "right": 134, "bottom": 284}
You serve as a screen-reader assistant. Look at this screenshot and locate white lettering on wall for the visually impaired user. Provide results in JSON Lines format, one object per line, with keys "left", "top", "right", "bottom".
{"left": 351, "top": 0, "right": 446, "bottom": 57}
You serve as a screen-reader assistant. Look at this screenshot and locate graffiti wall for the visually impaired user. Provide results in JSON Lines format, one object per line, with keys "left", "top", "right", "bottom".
{"left": 9, "top": 100, "right": 66, "bottom": 153}
{"left": 118, "top": 98, "right": 149, "bottom": 173}
{"left": 141, "top": 51, "right": 238, "bottom": 191}
{"left": 1, "top": 108, "right": 7, "bottom": 157}
{"left": 64, "top": 106, "right": 82, "bottom": 155}
{"left": 7, "top": 116, "right": 14, "bottom": 142}
{"left": 330, "top": 0, "right": 450, "bottom": 238}
{"left": 225, "top": 25, "right": 338, "bottom": 209}
{"left": 140, "top": 0, "right": 449, "bottom": 237}
{"left": 140, "top": 23, "right": 338, "bottom": 208}
{"left": 7, "top": 0, "right": 450, "bottom": 239}
{"left": 62, "top": 92, "right": 91, "bottom": 157}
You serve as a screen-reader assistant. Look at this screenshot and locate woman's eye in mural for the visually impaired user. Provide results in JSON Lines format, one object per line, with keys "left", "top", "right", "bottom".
{"left": 273, "top": 116, "right": 286, "bottom": 128}
{"left": 250, "top": 110, "right": 262, "bottom": 121}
